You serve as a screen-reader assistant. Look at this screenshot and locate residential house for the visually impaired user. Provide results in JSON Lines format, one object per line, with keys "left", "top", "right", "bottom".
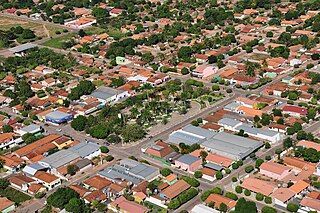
{"left": 241, "top": 177, "right": 277, "bottom": 196}
{"left": 0, "top": 197, "right": 15, "bottom": 213}
{"left": 192, "top": 65, "right": 218, "bottom": 78}
{"left": 159, "top": 180, "right": 190, "bottom": 200}
{"left": 282, "top": 105, "right": 308, "bottom": 117}
{"left": 259, "top": 161, "right": 292, "bottom": 180}
{"left": 174, "top": 154, "right": 201, "bottom": 172}
{"left": 205, "top": 194, "right": 236, "bottom": 211}
{"left": 83, "top": 175, "right": 111, "bottom": 191}
{"left": 8, "top": 173, "right": 35, "bottom": 191}
{"left": 270, "top": 188, "right": 296, "bottom": 207}
{"left": 108, "top": 196, "right": 149, "bottom": 213}
{"left": 34, "top": 171, "right": 61, "bottom": 190}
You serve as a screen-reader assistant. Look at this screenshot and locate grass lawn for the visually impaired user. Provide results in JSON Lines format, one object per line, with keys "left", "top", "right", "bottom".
{"left": 42, "top": 32, "right": 76, "bottom": 49}
{"left": 0, "top": 187, "right": 32, "bottom": 205}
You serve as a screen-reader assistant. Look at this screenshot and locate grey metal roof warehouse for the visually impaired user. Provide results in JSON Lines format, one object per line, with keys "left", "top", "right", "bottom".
{"left": 98, "top": 165, "right": 143, "bottom": 185}
{"left": 68, "top": 142, "right": 100, "bottom": 158}
{"left": 18, "top": 124, "right": 41, "bottom": 133}
{"left": 98, "top": 159, "right": 159, "bottom": 185}
{"left": 91, "top": 86, "right": 125, "bottom": 100}
{"left": 218, "top": 118, "right": 242, "bottom": 127}
{"left": 45, "top": 110, "right": 72, "bottom": 120}
{"left": 176, "top": 154, "right": 200, "bottom": 165}
{"left": 39, "top": 150, "right": 80, "bottom": 169}
{"left": 182, "top": 125, "right": 217, "bottom": 138}
{"left": 23, "top": 163, "right": 48, "bottom": 176}
{"left": 166, "top": 125, "right": 216, "bottom": 146}
{"left": 9, "top": 43, "right": 37, "bottom": 53}
{"left": 234, "top": 123, "right": 279, "bottom": 137}
{"left": 201, "top": 132, "right": 263, "bottom": 160}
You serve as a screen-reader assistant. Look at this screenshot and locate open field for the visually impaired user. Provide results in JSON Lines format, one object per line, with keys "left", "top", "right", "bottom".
{"left": 0, "top": 16, "right": 65, "bottom": 39}
{"left": 0, "top": 187, "right": 32, "bottom": 205}
{"left": 42, "top": 32, "right": 76, "bottom": 49}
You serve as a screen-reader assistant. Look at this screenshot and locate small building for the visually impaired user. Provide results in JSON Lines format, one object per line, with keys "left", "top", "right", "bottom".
{"left": 162, "top": 174, "right": 178, "bottom": 185}
{"left": 15, "top": 124, "right": 42, "bottom": 136}
{"left": 28, "top": 183, "right": 46, "bottom": 195}
{"left": 0, "top": 197, "right": 15, "bottom": 213}
{"left": 45, "top": 110, "right": 74, "bottom": 124}
{"left": 67, "top": 142, "right": 101, "bottom": 160}
{"left": 175, "top": 154, "right": 201, "bottom": 172}
{"left": 9, "top": 43, "right": 37, "bottom": 56}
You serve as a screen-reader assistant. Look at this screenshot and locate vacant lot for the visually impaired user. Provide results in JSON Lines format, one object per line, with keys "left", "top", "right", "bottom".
{"left": 42, "top": 32, "right": 76, "bottom": 49}
{"left": 0, "top": 16, "right": 64, "bottom": 38}
{"left": 0, "top": 187, "right": 32, "bottom": 205}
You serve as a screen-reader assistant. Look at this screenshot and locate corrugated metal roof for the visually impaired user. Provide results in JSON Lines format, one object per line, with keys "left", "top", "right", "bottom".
{"left": 68, "top": 142, "right": 100, "bottom": 158}
{"left": 176, "top": 154, "right": 200, "bottom": 165}
{"left": 39, "top": 150, "right": 79, "bottom": 168}
{"left": 9, "top": 43, "right": 37, "bottom": 53}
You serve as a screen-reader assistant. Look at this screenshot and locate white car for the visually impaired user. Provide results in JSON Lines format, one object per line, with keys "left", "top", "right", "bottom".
{"left": 56, "top": 128, "right": 62, "bottom": 132}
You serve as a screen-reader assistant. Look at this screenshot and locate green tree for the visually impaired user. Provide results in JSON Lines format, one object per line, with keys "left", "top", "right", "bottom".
{"left": 160, "top": 168, "right": 172, "bottom": 177}
{"left": 47, "top": 188, "right": 79, "bottom": 209}
{"left": 0, "top": 178, "right": 10, "bottom": 189}
{"left": 245, "top": 165, "right": 254, "bottom": 173}
{"left": 67, "top": 165, "right": 79, "bottom": 176}
{"left": 178, "top": 46, "right": 193, "bottom": 59}
{"left": 216, "top": 171, "right": 223, "bottom": 180}
{"left": 21, "top": 29, "right": 35, "bottom": 39}
{"left": 92, "top": 7, "right": 110, "bottom": 18}
{"left": 262, "top": 206, "right": 277, "bottom": 213}
{"left": 220, "top": 202, "right": 228, "bottom": 212}
{"left": 235, "top": 198, "right": 257, "bottom": 213}
{"left": 225, "top": 192, "right": 238, "bottom": 200}
{"left": 255, "top": 159, "right": 264, "bottom": 168}
{"left": 100, "top": 146, "right": 109, "bottom": 153}
{"left": 212, "top": 85, "right": 220, "bottom": 91}
{"left": 121, "top": 124, "right": 145, "bottom": 143}
{"left": 2, "top": 125, "right": 13, "bottom": 133}
{"left": 71, "top": 115, "right": 87, "bottom": 131}
{"left": 287, "top": 203, "right": 299, "bottom": 212}
{"left": 235, "top": 186, "right": 243, "bottom": 194}
{"left": 256, "top": 193, "right": 264, "bottom": 201}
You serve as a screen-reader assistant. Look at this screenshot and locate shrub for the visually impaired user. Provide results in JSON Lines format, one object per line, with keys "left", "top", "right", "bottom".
{"left": 226, "top": 88, "right": 232, "bottom": 93}
{"left": 245, "top": 165, "right": 254, "bottom": 173}
{"left": 105, "top": 155, "right": 114, "bottom": 162}
{"left": 255, "top": 159, "right": 264, "bottom": 168}
{"left": 262, "top": 206, "right": 277, "bottom": 213}
{"left": 244, "top": 189, "right": 251, "bottom": 196}
{"left": 194, "top": 171, "right": 202, "bottom": 179}
{"left": 265, "top": 142, "right": 271, "bottom": 149}
{"left": 225, "top": 168, "right": 231, "bottom": 174}
{"left": 235, "top": 185, "right": 243, "bottom": 194}
{"left": 265, "top": 155, "right": 271, "bottom": 161}
{"left": 232, "top": 162, "right": 239, "bottom": 169}
{"left": 256, "top": 192, "right": 264, "bottom": 201}
{"left": 232, "top": 177, "right": 237, "bottom": 182}
{"left": 180, "top": 176, "right": 200, "bottom": 187}
{"left": 201, "top": 187, "right": 223, "bottom": 201}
